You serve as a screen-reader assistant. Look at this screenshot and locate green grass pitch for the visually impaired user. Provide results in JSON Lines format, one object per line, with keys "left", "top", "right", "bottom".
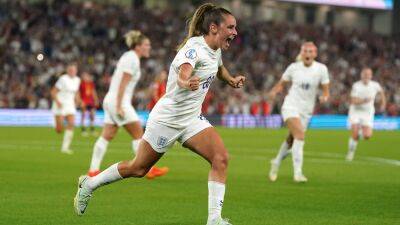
{"left": 0, "top": 127, "right": 399, "bottom": 225}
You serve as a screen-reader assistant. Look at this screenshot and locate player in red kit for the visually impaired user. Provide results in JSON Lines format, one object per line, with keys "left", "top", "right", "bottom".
{"left": 80, "top": 72, "right": 99, "bottom": 136}
{"left": 148, "top": 70, "right": 167, "bottom": 110}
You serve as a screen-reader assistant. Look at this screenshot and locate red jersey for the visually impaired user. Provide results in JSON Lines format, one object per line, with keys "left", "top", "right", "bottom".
{"left": 80, "top": 81, "right": 96, "bottom": 105}
{"left": 148, "top": 81, "right": 166, "bottom": 110}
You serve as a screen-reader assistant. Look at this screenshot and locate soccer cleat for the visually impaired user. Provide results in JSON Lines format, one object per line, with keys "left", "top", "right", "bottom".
{"left": 207, "top": 218, "right": 232, "bottom": 225}
{"left": 61, "top": 149, "right": 74, "bottom": 155}
{"left": 146, "top": 166, "right": 169, "bottom": 179}
{"left": 81, "top": 131, "right": 89, "bottom": 137}
{"left": 346, "top": 151, "right": 354, "bottom": 161}
{"left": 74, "top": 175, "right": 92, "bottom": 216}
{"left": 87, "top": 170, "right": 101, "bottom": 177}
{"left": 294, "top": 174, "right": 308, "bottom": 183}
{"left": 269, "top": 159, "right": 279, "bottom": 182}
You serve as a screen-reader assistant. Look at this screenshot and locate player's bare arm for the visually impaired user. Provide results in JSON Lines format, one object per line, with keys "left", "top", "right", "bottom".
{"left": 116, "top": 72, "right": 132, "bottom": 118}
{"left": 217, "top": 65, "right": 245, "bottom": 88}
{"left": 379, "top": 89, "right": 387, "bottom": 112}
{"left": 51, "top": 87, "right": 62, "bottom": 108}
{"left": 319, "top": 83, "right": 330, "bottom": 103}
{"left": 268, "top": 79, "right": 289, "bottom": 102}
{"left": 177, "top": 63, "right": 199, "bottom": 91}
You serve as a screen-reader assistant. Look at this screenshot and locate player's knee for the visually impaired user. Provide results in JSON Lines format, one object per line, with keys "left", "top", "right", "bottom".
{"left": 211, "top": 150, "right": 229, "bottom": 171}
{"left": 293, "top": 132, "right": 305, "bottom": 140}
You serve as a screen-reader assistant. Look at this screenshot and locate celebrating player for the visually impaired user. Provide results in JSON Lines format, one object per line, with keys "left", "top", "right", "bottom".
{"left": 51, "top": 63, "right": 81, "bottom": 154}
{"left": 79, "top": 72, "right": 99, "bottom": 136}
{"left": 346, "top": 68, "right": 386, "bottom": 161}
{"left": 268, "top": 42, "right": 330, "bottom": 183}
{"left": 74, "top": 4, "right": 244, "bottom": 225}
{"left": 85, "top": 30, "right": 169, "bottom": 179}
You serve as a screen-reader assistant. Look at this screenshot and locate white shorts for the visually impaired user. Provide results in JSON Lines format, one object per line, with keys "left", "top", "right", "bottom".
{"left": 103, "top": 102, "right": 140, "bottom": 127}
{"left": 281, "top": 107, "right": 311, "bottom": 131}
{"left": 348, "top": 111, "right": 374, "bottom": 127}
{"left": 51, "top": 102, "right": 76, "bottom": 116}
{"left": 143, "top": 115, "right": 212, "bottom": 153}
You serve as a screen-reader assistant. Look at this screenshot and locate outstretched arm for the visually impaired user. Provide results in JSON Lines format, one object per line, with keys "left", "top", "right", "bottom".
{"left": 378, "top": 89, "right": 386, "bottom": 112}
{"left": 217, "top": 65, "right": 245, "bottom": 88}
{"left": 268, "top": 79, "right": 289, "bottom": 102}
{"left": 319, "top": 83, "right": 330, "bottom": 103}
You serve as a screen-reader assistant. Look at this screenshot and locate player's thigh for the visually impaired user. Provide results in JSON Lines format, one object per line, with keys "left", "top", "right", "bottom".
{"left": 183, "top": 127, "right": 228, "bottom": 164}
{"left": 101, "top": 123, "right": 119, "bottom": 141}
{"left": 123, "top": 121, "right": 143, "bottom": 139}
{"left": 89, "top": 107, "right": 96, "bottom": 120}
{"left": 285, "top": 117, "right": 305, "bottom": 140}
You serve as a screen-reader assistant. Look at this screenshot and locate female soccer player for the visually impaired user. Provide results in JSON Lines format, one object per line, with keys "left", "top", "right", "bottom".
{"left": 268, "top": 42, "right": 330, "bottom": 183}
{"left": 51, "top": 63, "right": 81, "bottom": 154}
{"left": 75, "top": 4, "right": 245, "bottom": 225}
{"left": 79, "top": 72, "right": 99, "bottom": 136}
{"left": 346, "top": 68, "right": 386, "bottom": 161}
{"left": 86, "top": 30, "right": 168, "bottom": 179}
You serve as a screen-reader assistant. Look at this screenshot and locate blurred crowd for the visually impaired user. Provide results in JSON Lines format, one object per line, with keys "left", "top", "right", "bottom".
{"left": 1, "top": 1, "right": 399, "bottom": 116}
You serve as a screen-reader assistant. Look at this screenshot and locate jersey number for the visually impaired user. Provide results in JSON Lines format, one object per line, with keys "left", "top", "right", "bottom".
{"left": 300, "top": 83, "right": 310, "bottom": 90}
{"left": 202, "top": 75, "right": 215, "bottom": 90}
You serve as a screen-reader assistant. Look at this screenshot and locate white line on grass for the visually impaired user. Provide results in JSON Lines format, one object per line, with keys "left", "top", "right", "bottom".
{"left": 0, "top": 140, "right": 399, "bottom": 167}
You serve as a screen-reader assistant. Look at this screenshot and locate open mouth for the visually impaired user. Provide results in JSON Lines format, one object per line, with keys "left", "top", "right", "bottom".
{"left": 225, "top": 36, "right": 235, "bottom": 45}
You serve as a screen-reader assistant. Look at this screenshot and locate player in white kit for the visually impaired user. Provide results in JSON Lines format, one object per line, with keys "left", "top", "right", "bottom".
{"left": 346, "top": 68, "right": 386, "bottom": 161}
{"left": 74, "top": 4, "right": 245, "bottom": 225}
{"left": 268, "top": 42, "right": 330, "bottom": 182}
{"left": 86, "top": 30, "right": 168, "bottom": 179}
{"left": 51, "top": 63, "right": 81, "bottom": 154}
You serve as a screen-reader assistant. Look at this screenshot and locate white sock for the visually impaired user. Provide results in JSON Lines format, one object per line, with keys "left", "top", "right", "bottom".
{"left": 89, "top": 137, "right": 109, "bottom": 171}
{"left": 274, "top": 141, "right": 291, "bottom": 166}
{"left": 291, "top": 139, "right": 305, "bottom": 176}
{"left": 132, "top": 139, "right": 141, "bottom": 155}
{"left": 207, "top": 181, "right": 225, "bottom": 222}
{"left": 348, "top": 138, "right": 358, "bottom": 153}
{"left": 61, "top": 129, "right": 74, "bottom": 151}
{"left": 85, "top": 163, "right": 123, "bottom": 192}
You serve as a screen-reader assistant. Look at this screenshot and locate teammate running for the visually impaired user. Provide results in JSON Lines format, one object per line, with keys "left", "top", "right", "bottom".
{"left": 79, "top": 72, "right": 99, "bottom": 136}
{"left": 51, "top": 63, "right": 81, "bottom": 154}
{"left": 75, "top": 4, "right": 244, "bottom": 225}
{"left": 86, "top": 30, "right": 168, "bottom": 179}
{"left": 268, "top": 42, "right": 330, "bottom": 183}
{"left": 346, "top": 68, "right": 386, "bottom": 161}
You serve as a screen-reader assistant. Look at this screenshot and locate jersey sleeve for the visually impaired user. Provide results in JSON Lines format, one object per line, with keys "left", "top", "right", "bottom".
{"left": 175, "top": 45, "right": 200, "bottom": 68}
{"left": 320, "top": 65, "right": 330, "bottom": 85}
{"left": 350, "top": 84, "right": 358, "bottom": 97}
{"left": 55, "top": 76, "right": 64, "bottom": 90}
{"left": 375, "top": 82, "right": 383, "bottom": 92}
{"left": 218, "top": 50, "right": 223, "bottom": 67}
{"left": 282, "top": 64, "right": 294, "bottom": 81}
{"left": 120, "top": 54, "right": 139, "bottom": 77}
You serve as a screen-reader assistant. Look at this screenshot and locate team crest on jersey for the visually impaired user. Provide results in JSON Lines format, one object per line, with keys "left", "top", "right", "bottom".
{"left": 185, "top": 49, "right": 197, "bottom": 59}
{"left": 157, "top": 136, "right": 168, "bottom": 148}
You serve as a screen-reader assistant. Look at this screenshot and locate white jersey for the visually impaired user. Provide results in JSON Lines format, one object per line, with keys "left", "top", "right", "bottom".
{"left": 281, "top": 61, "right": 330, "bottom": 114}
{"left": 349, "top": 80, "right": 382, "bottom": 113}
{"left": 149, "top": 36, "right": 223, "bottom": 128}
{"left": 104, "top": 50, "right": 141, "bottom": 106}
{"left": 54, "top": 74, "right": 80, "bottom": 106}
